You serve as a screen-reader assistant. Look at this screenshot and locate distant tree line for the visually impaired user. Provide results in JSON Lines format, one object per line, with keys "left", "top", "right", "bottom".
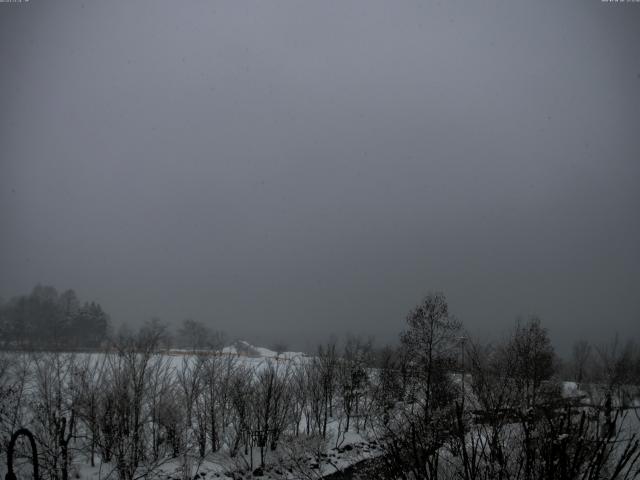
{"left": 0, "top": 285, "right": 110, "bottom": 350}
{"left": 0, "top": 285, "right": 238, "bottom": 353}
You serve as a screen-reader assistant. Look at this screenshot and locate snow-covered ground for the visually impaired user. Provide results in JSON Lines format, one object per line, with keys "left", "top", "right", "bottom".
{"left": 0, "top": 343, "right": 379, "bottom": 480}
{"left": 2, "top": 345, "right": 639, "bottom": 480}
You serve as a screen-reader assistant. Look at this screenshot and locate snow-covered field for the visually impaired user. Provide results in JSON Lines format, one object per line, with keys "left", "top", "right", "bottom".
{"left": 0, "top": 342, "right": 382, "bottom": 480}
{"left": 2, "top": 343, "right": 639, "bottom": 480}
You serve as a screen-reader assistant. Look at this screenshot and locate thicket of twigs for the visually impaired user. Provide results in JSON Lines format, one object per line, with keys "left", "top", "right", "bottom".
{"left": 1, "top": 293, "right": 639, "bottom": 480}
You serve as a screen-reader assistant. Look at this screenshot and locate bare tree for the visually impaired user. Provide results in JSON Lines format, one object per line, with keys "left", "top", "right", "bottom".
{"left": 507, "top": 317, "right": 558, "bottom": 408}
{"left": 175, "top": 356, "right": 205, "bottom": 480}
{"left": 102, "top": 321, "right": 174, "bottom": 480}
{"left": 593, "top": 336, "right": 637, "bottom": 437}
{"left": 0, "top": 352, "right": 30, "bottom": 454}
{"left": 250, "top": 359, "right": 293, "bottom": 467}
{"left": 228, "top": 362, "right": 253, "bottom": 458}
{"left": 176, "top": 319, "right": 223, "bottom": 351}
{"left": 30, "top": 352, "right": 79, "bottom": 480}
{"left": 291, "top": 360, "right": 309, "bottom": 437}
{"left": 571, "top": 339, "right": 592, "bottom": 385}
{"left": 305, "top": 354, "right": 332, "bottom": 438}
{"left": 371, "top": 346, "right": 403, "bottom": 425}
{"left": 74, "top": 353, "right": 109, "bottom": 467}
{"left": 317, "top": 339, "right": 339, "bottom": 438}
{"left": 400, "top": 292, "right": 462, "bottom": 418}
{"left": 337, "top": 335, "right": 372, "bottom": 433}
{"left": 374, "top": 293, "right": 461, "bottom": 479}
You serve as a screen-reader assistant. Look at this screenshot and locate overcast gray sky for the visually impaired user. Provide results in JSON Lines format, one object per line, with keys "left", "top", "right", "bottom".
{"left": 1, "top": 0, "right": 639, "bottom": 352}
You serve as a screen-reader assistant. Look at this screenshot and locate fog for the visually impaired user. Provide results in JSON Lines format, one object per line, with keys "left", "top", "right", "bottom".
{"left": 1, "top": 0, "right": 639, "bottom": 352}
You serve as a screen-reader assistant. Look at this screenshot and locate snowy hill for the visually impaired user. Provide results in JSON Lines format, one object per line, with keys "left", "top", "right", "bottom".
{"left": 220, "top": 340, "right": 307, "bottom": 360}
